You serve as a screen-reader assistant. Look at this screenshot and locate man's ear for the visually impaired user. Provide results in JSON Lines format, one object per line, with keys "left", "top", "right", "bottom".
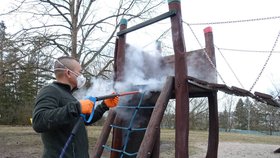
{"left": 65, "top": 69, "right": 71, "bottom": 78}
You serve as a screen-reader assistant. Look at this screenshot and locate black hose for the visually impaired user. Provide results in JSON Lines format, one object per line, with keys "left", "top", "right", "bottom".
{"left": 59, "top": 117, "right": 83, "bottom": 158}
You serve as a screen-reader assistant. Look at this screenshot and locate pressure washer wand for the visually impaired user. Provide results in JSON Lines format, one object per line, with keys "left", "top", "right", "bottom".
{"left": 95, "top": 91, "right": 140, "bottom": 101}
{"left": 82, "top": 91, "right": 140, "bottom": 123}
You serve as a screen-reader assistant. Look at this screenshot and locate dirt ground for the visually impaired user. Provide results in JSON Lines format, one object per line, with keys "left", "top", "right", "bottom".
{"left": 190, "top": 142, "right": 279, "bottom": 158}
{"left": 158, "top": 142, "right": 280, "bottom": 158}
{"left": 0, "top": 126, "right": 279, "bottom": 158}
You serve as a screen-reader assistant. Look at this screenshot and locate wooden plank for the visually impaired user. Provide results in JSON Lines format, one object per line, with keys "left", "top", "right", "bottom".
{"left": 188, "top": 76, "right": 209, "bottom": 85}
{"left": 231, "top": 86, "right": 253, "bottom": 97}
{"left": 163, "top": 48, "right": 216, "bottom": 82}
{"left": 263, "top": 99, "right": 280, "bottom": 107}
{"left": 137, "top": 76, "right": 174, "bottom": 158}
{"left": 208, "top": 83, "right": 233, "bottom": 95}
{"left": 254, "top": 91, "right": 273, "bottom": 99}
{"left": 162, "top": 49, "right": 204, "bottom": 68}
{"left": 92, "top": 110, "right": 116, "bottom": 158}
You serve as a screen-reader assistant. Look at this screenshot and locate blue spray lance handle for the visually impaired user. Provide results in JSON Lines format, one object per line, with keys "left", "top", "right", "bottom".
{"left": 79, "top": 91, "right": 140, "bottom": 123}
{"left": 80, "top": 96, "right": 96, "bottom": 123}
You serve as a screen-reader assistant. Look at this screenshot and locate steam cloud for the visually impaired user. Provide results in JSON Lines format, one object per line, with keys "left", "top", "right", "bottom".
{"left": 73, "top": 43, "right": 175, "bottom": 128}
{"left": 74, "top": 78, "right": 115, "bottom": 100}
{"left": 114, "top": 44, "right": 173, "bottom": 93}
{"left": 75, "top": 43, "right": 173, "bottom": 100}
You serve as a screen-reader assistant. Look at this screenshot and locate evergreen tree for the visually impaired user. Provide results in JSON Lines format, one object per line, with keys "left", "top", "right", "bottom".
{"left": 0, "top": 52, "right": 19, "bottom": 124}
{"left": 0, "top": 21, "right": 48, "bottom": 125}
{"left": 0, "top": 21, "right": 17, "bottom": 124}
{"left": 244, "top": 98, "right": 252, "bottom": 130}
{"left": 234, "top": 98, "right": 247, "bottom": 129}
{"left": 0, "top": 21, "right": 6, "bottom": 81}
{"left": 16, "top": 57, "right": 37, "bottom": 124}
{"left": 244, "top": 98, "right": 261, "bottom": 130}
{"left": 219, "top": 109, "right": 229, "bottom": 131}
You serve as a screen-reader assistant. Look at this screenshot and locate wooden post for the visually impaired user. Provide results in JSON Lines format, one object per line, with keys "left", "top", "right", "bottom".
{"left": 113, "top": 38, "right": 119, "bottom": 82}
{"left": 111, "top": 18, "right": 127, "bottom": 158}
{"left": 204, "top": 26, "right": 219, "bottom": 158}
{"left": 206, "top": 92, "right": 219, "bottom": 158}
{"left": 115, "top": 18, "right": 127, "bottom": 82}
{"left": 92, "top": 110, "right": 117, "bottom": 158}
{"left": 137, "top": 76, "right": 174, "bottom": 158}
{"left": 168, "top": 0, "right": 189, "bottom": 157}
{"left": 204, "top": 27, "right": 217, "bottom": 83}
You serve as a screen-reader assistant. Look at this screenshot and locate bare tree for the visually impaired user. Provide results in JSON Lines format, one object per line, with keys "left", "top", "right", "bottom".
{"left": 0, "top": 0, "right": 167, "bottom": 124}
{"left": 189, "top": 98, "right": 208, "bottom": 130}
{"left": 162, "top": 99, "right": 175, "bottom": 129}
{"left": 2, "top": 0, "right": 165, "bottom": 78}
{"left": 220, "top": 94, "right": 236, "bottom": 132}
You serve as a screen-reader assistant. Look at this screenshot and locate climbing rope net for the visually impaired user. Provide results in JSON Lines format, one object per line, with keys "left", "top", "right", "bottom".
{"left": 102, "top": 91, "right": 155, "bottom": 157}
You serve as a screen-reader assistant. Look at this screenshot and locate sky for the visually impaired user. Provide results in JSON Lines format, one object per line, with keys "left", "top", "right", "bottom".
{"left": 125, "top": 0, "right": 280, "bottom": 95}
{"left": 1, "top": 0, "right": 280, "bottom": 96}
{"left": 181, "top": 0, "right": 280, "bottom": 94}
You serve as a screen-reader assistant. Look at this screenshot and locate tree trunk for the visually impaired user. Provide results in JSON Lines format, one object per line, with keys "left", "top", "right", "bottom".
{"left": 70, "top": 0, "right": 78, "bottom": 59}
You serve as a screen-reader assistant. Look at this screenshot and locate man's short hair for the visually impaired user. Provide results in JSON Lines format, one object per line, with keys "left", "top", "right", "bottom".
{"left": 54, "top": 56, "right": 79, "bottom": 78}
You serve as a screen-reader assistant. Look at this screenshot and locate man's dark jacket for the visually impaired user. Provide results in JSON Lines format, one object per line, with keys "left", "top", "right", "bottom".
{"left": 32, "top": 82, "right": 109, "bottom": 158}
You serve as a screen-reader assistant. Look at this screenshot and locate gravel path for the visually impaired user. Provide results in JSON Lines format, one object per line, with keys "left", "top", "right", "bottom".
{"left": 192, "top": 142, "right": 280, "bottom": 158}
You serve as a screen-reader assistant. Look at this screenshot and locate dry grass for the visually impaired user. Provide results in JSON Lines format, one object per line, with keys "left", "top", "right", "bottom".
{"left": 218, "top": 132, "right": 280, "bottom": 144}
{"left": 0, "top": 125, "right": 279, "bottom": 158}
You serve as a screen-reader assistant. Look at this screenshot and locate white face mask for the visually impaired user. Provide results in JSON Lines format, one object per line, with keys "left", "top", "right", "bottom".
{"left": 54, "top": 60, "right": 86, "bottom": 89}
{"left": 70, "top": 70, "right": 86, "bottom": 89}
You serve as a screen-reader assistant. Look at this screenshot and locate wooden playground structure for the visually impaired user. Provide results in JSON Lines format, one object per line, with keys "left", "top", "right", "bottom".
{"left": 92, "top": 0, "right": 280, "bottom": 158}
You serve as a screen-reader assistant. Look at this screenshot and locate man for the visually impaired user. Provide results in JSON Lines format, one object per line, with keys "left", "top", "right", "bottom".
{"left": 32, "top": 56, "right": 118, "bottom": 158}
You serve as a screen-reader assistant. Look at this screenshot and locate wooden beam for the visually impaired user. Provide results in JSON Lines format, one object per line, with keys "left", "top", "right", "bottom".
{"left": 117, "top": 10, "right": 176, "bottom": 36}
{"left": 137, "top": 76, "right": 174, "bottom": 158}
{"left": 150, "top": 128, "right": 160, "bottom": 158}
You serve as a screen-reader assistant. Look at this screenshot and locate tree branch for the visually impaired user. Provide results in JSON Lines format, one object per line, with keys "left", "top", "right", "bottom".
{"left": 40, "top": 0, "right": 72, "bottom": 27}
